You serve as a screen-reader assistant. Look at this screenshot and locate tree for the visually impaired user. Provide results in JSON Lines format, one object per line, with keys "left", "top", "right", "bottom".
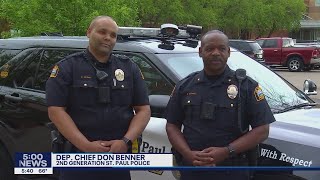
{"left": 0, "top": 0, "right": 11, "bottom": 38}
{"left": 260, "top": 0, "right": 306, "bottom": 38}
{"left": 203, "top": 0, "right": 305, "bottom": 39}
{"left": 0, "top": 0, "right": 140, "bottom": 36}
{"left": 138, "top": 0, "right": 186, "bottom": 27}
{"left": 0, "top": 0, "right": 306, "bottom": 38}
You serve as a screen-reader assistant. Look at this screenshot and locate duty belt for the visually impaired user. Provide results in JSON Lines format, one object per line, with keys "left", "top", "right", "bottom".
{"left": 218, "top": 153, "right": 249, "bottom": 166}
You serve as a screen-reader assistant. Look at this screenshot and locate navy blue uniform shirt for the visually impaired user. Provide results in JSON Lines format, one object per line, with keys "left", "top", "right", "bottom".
{"left": 46, "top": 50, "right": 149, "bottom": 142}
{"left": 166, "top": 66, "right": 275, "bottom": 151}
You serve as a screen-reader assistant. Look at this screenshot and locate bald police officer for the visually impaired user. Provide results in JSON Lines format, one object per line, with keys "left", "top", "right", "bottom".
{"left": 46, "top": 16, "right": 151, "bottom": 180}
{"left": 165, "top": 30, "right": 276, "bottom": 180}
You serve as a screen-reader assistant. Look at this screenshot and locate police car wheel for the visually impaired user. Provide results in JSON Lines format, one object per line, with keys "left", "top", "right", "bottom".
{"left": 0, "top": 142, "right": 15, "bottom": 180}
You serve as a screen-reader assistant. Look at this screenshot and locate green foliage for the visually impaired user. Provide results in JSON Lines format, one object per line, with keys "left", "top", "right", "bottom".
{"left": 0, "top": 0, "right": 140, "bottom": 36}
{"left": 0, "top": 0, "right": 306, "bottom": 38}
{"left": 138, "top": 0, "right": 187, "bottom": 26}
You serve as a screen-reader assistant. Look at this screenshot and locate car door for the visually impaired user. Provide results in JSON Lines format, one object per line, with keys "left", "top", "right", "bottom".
{"left": 112, "top": 52, "right": 177, "bottom": 179}
{"left": 260, "top": 39, "right": 281, "bottom": 65}
{"left": 0, "top": 48, "right": 81, "bottom": 153}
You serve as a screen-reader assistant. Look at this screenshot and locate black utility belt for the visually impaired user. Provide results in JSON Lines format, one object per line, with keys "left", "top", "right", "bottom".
{"left": 218, "top": 154, "right": 249, "bottom": 166}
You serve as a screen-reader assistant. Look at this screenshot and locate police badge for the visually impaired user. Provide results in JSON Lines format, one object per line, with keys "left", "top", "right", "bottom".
{"left": 227, "top": 84, "right": 238, "bottom": 99}
{"left": 115, "top": 69, "right": 124, "bottom": 81}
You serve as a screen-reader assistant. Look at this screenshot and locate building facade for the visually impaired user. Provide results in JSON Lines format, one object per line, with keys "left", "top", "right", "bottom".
{"left": 290, "top": 0, "right": 320, "bottom": 42}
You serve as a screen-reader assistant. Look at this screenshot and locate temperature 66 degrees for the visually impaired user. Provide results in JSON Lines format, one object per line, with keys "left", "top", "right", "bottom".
{"left": 38, "top": 169, "right": 48, "bottom": 173}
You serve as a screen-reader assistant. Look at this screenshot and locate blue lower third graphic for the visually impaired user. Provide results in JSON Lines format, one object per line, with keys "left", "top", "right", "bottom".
{"left": 14, "top": 152, "right": 53, "bottom": 175}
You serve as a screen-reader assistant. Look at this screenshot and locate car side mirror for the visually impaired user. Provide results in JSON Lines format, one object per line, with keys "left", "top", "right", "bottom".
{"left": 149, "top": 95, "right": 170, "bottom": 118}
{"left": 303, "top": 79, "right": 317, "bottom": 96}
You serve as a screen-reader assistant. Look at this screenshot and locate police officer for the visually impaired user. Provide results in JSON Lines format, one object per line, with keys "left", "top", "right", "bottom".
{"left": 165, "top": 30, "right": 276, "bottom": 180}
{"left": 46, "top": 16, "right": 151, "bottom": 180}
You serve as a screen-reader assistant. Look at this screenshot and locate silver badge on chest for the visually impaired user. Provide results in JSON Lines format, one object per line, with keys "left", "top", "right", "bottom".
{"left": 115, "top": 69, "right": 125, "bottom": 81}
{"left": 227, "top": 84, "right": 238, "bottom": 99}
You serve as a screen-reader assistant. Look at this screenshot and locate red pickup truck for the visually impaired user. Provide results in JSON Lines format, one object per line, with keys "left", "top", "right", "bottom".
{"left": 256, "top": 37, "right": 320, "bottom": 71}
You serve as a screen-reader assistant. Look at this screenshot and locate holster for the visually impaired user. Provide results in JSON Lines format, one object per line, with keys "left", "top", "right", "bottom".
{"left": 247, "top": 145, "right": 259, "bottom": 166}
{"left": 47, "top": 122, "right": 72, "bottom": 153}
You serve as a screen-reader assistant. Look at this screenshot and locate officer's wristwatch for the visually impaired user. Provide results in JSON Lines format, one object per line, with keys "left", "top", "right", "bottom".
{"left": 121, "top": 137, "right": 132, "bottom": 148}
{"left": 226, "top": 145, "right": 236, "bottom": 158}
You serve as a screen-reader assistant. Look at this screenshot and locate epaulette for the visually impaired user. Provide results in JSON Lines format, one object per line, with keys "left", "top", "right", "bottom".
{"left": 179, "top": 71, "right": 200, "bottom": 86}
{"left": 246, "top": 76, "right": 255, "bottom": 83}
{"left": 58, "top": 51, "right": 85, "bottom": 64}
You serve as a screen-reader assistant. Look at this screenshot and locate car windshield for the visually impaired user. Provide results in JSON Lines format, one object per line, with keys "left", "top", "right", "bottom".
{"left": 249, "top": 42, "right": 262, "bottom": 51}
{"left": 157, "top": 50, "right": 311, "bottom": 113}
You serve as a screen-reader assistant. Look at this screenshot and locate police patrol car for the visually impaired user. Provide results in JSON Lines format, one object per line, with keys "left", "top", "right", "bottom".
{"left": 0, "top": 24, "right": 319, "bottom": 180}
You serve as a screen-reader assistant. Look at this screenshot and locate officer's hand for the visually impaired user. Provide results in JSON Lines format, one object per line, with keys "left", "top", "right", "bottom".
{"left": 190, "top": 151, "right": 216, "bottom": 166}
{"left": 195, "top": 147, "right": 228, "bottom": 165}
{"left": 80, "top": 140, "right": 111, "bottom": 152}
{"left": 108, "top": 140, "right": 128, "bottom": 153}
{"left": 183, "top": 151, "right": 213, "bottom": 166}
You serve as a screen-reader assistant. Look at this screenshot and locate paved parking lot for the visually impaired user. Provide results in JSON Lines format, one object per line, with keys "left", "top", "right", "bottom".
{"left": 274, "top": 68, "right": 320, "bottom": 103}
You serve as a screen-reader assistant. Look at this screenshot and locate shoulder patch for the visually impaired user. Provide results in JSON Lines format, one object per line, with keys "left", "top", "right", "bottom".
{"left": 50, "top": 65, "right": 59, "bottom": 78}
{"left": 254, "top": 85, "right": 265, "bottom": 101}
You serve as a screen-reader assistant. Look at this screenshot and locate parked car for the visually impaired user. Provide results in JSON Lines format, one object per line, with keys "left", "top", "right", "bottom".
{"left": 0, "top": 26, "right": 319, "bottom": 180}
{"left": 295, "top": 43, "right": 320, "bottom": 69}
{"left": 229, "top": 39, "right": 265, "bottom": 64}
{"left": 256, "top": 37, "right": 320, "bottom": 72}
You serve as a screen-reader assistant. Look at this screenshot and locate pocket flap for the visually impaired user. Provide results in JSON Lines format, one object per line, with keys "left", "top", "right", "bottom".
{"left": 74, "top": 80, "right": 97, "bottom": 88}
{"left": 112, "top": 81, "right": 129, "bottom": 89}
{"left": 183, "top": 95, "right": 201, "bottom": 106}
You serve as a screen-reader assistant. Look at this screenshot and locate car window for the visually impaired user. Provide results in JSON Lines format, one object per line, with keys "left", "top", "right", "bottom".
{"left": 33, "top": 49, "right": 80, "bottom": 91}
{"left": 157, "top": 51, "right": 310, "bottom": 113}
{"left": 282, "top": 39, "right": 294, "bottom": 47}
{"left": 256, "top": 40, "right": 264, "bottom": 46}
{"left": 114, "top": 53, "right": 173, "bottom": 95}
{"left": 261, "top": 39, "right": 278, "bottom": 48}
{"left": 229, "top": 41, "right": 240, "bottom": 50}
{"left": 249, "top": 42, "right": 262, "bottom": 51}
{"left": 157, "top": 53, "right": 203, "bottom": 79}
{"left": 13, "top": 54, "right": 40, "bottom": 89}
{"left": 229, "top": 41, "right": 254, "bottom": 51}
{"left": 227, "top": 52, "right": 309, "bottom": 112}
{"left": 0, "top": 49, "right": 22, "bottom": 67}
{"left": 238, "top": 42, "right": 251, "bottom": 51}
{"left": 14, "top": 49, "right": 79, "bottom": 91}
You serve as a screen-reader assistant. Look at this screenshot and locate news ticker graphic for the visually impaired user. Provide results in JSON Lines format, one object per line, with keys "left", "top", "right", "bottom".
{"left": 14, "top": 153, "right": 173, "bottom": 174}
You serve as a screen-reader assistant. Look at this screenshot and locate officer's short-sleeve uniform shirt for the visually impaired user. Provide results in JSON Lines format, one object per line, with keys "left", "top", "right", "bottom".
{"left": 46, "top": 50, "right": 149, "bottom": 142}
{"left": 166, "top": 66, "right": 275, "bottom": 151}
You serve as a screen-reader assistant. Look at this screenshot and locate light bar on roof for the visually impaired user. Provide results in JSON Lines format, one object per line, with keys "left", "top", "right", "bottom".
{"left": 118, "top": 24, "right": 190, "bottom": 38}
{"left": 118, "top": 27, "right": 160, "bottom": 37}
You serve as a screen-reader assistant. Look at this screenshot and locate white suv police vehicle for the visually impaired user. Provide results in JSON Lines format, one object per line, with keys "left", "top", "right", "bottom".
{"left": 0, "top": 25, "right": 319, "bottom": 180}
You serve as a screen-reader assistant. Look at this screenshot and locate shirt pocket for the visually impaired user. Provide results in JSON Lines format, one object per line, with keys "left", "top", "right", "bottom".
{"left": 216, "top": 100, "right": 238, "bottom": 130}
{"left": 182, "top": 95, "right": 201, "bottom": 123}
{"left": 72, "top": 80, "right": 98, "bottom": 106}
{"left": 111, "top": 81, "right": 132, "bottom": 106}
